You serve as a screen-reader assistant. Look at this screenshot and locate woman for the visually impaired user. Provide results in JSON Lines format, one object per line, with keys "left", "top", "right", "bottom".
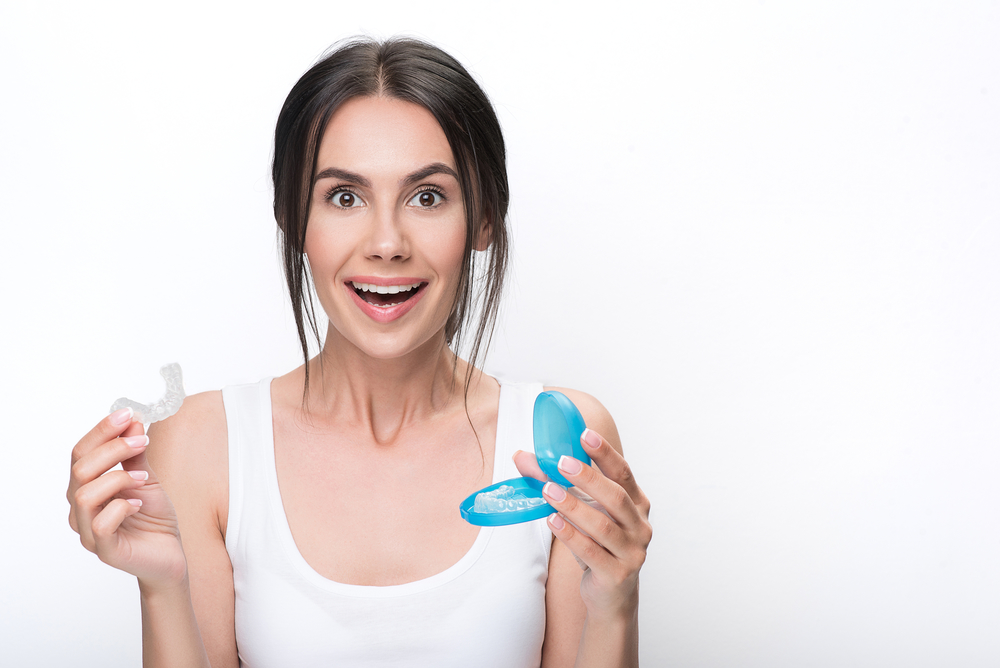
{"left": 67, "top": 37, "right": 651, "bottom": 667}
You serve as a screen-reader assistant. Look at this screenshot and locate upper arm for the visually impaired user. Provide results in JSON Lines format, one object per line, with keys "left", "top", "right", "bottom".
{"left": 146, "top": 390, "right": 238, "bottom": 668}
{"left": 546, "top": 387, "right": 623, "bottom": 457}
{"left": 539, "top": 387, "right": 622, "bottom": 667}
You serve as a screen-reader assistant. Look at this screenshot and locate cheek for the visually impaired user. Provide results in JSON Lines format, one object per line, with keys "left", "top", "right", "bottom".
{"left": 304, "top": 225, "right": 350, "bottom": 288}
{"left": 426, "top": 218, "right": 469, "bottom": 279}
{"left": 440, "top": 238, "right": 467, "bottom": 277}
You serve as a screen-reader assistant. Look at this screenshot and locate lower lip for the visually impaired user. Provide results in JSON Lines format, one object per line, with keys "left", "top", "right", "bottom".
{"left": 345, "top": 283, "right": 426, "bottom": 324}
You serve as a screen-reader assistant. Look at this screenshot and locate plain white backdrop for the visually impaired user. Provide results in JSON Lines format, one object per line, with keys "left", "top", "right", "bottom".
{"left": 1, "top": 1, "right": 998, "bottom": 666}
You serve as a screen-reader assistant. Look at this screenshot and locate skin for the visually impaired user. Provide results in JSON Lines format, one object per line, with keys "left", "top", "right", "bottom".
{"left": 67, "top": 96, "right": 651, "bottom": 667}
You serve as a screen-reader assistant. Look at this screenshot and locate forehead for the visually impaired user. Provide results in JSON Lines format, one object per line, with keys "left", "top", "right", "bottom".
{"left": 316, "top": 96, "right": 455, "bottom": 174}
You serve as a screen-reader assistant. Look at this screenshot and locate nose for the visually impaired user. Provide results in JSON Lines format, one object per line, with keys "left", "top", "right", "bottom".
{"left": 364, "top": 206, "right": 409, "bottom": 262}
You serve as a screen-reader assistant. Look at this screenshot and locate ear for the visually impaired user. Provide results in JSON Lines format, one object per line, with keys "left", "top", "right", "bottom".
{"left": 473, "top": 214, "right": 492, "bottom": 252}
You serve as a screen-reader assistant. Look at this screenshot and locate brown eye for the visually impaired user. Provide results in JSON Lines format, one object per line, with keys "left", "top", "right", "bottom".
{"left": 327, "top": 189, "right": 363, "bottom": 208}
{"left": 409, "top": 190, "right": 443, "bottom": 207}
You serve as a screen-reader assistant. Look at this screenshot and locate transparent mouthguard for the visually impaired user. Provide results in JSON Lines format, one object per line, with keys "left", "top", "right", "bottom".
{"left": 110, "top": 363, "right": 186, "bottom": 424}
{"left": 473, "top": 484, "right": 547, "bottom": 513}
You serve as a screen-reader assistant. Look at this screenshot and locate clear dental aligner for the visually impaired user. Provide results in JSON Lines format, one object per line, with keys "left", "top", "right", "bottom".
{"left": 473, "top": 485, "right": 547, "bottom": 513}
{"left": 109, "top": 363, "right": 186, "bottom": 424}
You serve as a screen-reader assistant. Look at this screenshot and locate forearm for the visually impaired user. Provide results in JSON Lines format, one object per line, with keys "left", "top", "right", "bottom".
{"left": 139, "top": 577, "right": 212, "bottom": 668}
{"left": 574, "top": 609, "right": 639, "bottom": 668}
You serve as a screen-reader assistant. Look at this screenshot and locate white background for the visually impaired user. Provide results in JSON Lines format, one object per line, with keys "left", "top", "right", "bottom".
{"left": 1, "top": 1, "right": 998, "bottom": 666}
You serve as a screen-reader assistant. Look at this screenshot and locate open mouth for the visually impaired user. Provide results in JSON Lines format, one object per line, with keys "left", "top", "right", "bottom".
{"left": 350, "top": 281, "right": 425, "bottom": 309}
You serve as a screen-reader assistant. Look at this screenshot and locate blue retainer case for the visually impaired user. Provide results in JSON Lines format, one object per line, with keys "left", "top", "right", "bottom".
{"left": 460, "top": 390, "right": 590, "bottom": 527}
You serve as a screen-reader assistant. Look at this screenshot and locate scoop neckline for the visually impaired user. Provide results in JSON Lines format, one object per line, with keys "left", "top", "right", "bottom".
{"left": 257, "top": 377, "right": 505, "bottom": 598}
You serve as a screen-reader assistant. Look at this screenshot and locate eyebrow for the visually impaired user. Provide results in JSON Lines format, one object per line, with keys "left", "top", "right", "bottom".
{"left": 312, "top": 162, "right": 459, "bottom": 189}
{"left": 313, "top": 167, "right": 371, "bottom": 188}
{"left": 400, "top": 162, "right": 459, "bottom": 188}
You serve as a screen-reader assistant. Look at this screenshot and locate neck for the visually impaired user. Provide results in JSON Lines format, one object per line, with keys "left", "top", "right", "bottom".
{"left": 300, "top": 326, "right": 471, "bottom": 445}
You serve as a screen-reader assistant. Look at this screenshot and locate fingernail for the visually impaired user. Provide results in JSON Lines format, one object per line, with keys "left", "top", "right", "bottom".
{"left": 558, "top": 455, "right": 582, "bottom": 475}
{"left": 127, "top": 498, "right": 142, "bottom": 507}
{"left": 124, "top": 435, "right": 149, "bottom": 448}
{"left": 111, "top": 407, "right": 134, "bottom": 426}
{"left": 582, "top": 428, "right": 602, "bottom": 450}
{"left": 512, "top": 449, "right": 526, "bottom": 461}
{"left": 543, "top": 482, "right": 567, "bottom": 502}
{"left": 548, "top": 513, "right": 565, "bottom": 530}
{"left": 128, "top": 470, "right": 149, "bottom": 481}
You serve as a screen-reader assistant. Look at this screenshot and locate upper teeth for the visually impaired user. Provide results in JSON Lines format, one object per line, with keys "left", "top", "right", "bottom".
{"left": 351, "top": 281, "right": 422, "bottom": 295}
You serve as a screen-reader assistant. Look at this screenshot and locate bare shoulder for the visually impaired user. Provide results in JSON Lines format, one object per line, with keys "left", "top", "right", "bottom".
{"left": 146, "top": 390, "right": 227, "bottom": 471}
{"left": 543, "top": 386, "right": 623, "bottom": 455}
{"left": 146, "top": 390, "right": 228, "bottom": 532}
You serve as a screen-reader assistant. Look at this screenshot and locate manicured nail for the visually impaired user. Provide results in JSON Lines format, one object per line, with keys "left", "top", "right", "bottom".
{"left": 111, "top": 407, "right": 134, "bottom": 426}
{"left": 124, "top": 435, "right": 149, "bottom": 448}
{"left": 543, "top": 482, "right": 567, "bottom": 502}
{"left": 582, "top": 428, "right": 602, "bottom": 450}
{"left": 128, "top": 470, "right": 149, "bottom": 481}
{"left": 548, "top": 513, "right": 565, "bottom": 530}
{"left": 558, "top": 455, "right": 582, "bottom": 475}
{"left": 127, "top": 498, "right": 142, "bottom": 507}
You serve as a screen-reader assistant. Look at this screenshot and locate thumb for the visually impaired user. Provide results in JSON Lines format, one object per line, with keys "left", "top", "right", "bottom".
{"left": 513, "top": 450, "right": 550, "bottom": 483}
{"left": 121, "top": 421, "right": 145, "bottom": 438}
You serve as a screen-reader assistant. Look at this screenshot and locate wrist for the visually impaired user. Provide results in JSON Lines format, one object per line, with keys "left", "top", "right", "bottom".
{"left": 585, "top": 604, "right": 638, "bottom": 630}
{"left": 138, "top": 571, "right": 191, "bottom": 603}
{"left": 581, "top": 582, "right": 640, "bottom": 626}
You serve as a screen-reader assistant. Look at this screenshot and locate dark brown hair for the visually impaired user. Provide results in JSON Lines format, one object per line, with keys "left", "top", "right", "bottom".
{"left": 272, "top": 37, "right": 509, "bottom": 400}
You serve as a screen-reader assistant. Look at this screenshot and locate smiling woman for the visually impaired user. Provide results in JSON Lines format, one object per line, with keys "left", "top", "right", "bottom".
{"left": 65, "top": 36, "right": 651, "bottom": 668}
{"left": 272, "top": 39, "right": 509, "bottom": 398}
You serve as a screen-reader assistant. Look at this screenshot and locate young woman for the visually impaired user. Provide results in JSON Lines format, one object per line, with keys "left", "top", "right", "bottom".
{"left": 67, "top": 37, "right": 652, "bottom": 667}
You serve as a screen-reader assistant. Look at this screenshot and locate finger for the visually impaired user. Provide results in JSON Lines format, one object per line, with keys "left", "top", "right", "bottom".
{"left": 68, "top": 415, "right": 145, "bottom": 501}
{"left": 121, "top": 420, "right": 146, "bottom": 439}
{"left": 68, "top": 431, "right": 149, "bottom": 501}
{"left": 70, "top": 408, "right": 138, "bottom": 465}
{"left": 92, "top": 497, "right": 143, "bottom": 561}
{"left": 512, "top": 450, "right": 549, "bottom": 482}
{"left": 542, "top": 480, "right": 633, "bottom": 557}
{"left": 120, "top": 429, "right": 157, "bottom": 480}
{"left": 580, "top": 428, "right": 650, "bottom": 515}
{"left": 554, "top": 454, "right": 645, "bottom": 531}
{"left": 72, "top": 469, "right": 149, "bottom": 550}
{"left": 546, "top": 511, "right": 617, "bottom": 574}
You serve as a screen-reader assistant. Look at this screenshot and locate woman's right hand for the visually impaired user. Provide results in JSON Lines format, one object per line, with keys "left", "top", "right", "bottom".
{"left": 68, "top": 407, "right": 187, "bottom": 588}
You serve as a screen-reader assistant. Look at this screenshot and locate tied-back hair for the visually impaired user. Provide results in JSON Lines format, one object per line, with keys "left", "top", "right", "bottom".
{"left": 272, "top": 37, "right": 510, "bottom": 404}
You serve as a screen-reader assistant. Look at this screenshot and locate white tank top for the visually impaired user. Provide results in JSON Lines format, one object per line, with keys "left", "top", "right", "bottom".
{"left": 222, "top": 379, "right": 552, "bottom": 668}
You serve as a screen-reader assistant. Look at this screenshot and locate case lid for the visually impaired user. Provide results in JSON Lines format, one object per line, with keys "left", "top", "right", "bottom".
{"left": 460, "top": 390, "right": 591, "bottom": 527}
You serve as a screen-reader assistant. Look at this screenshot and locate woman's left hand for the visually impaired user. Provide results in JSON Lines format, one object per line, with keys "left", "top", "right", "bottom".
{"left": 514, "top": 428, "right": 652, "bottom": 621}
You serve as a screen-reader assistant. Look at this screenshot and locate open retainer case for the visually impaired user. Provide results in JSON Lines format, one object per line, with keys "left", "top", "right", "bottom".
{"left": 460, "top": 390, "right": 590, "bottom": 526}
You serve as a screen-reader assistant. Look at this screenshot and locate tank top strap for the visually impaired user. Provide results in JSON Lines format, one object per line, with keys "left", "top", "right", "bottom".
{"left": 221, "top": 378, "right": 274, "bottom": 557}
{"left": 494, "top": 381, "right": 553, "bottom": 557}
{"left": 493, "top": 381, "right": 544, "bottom": 482}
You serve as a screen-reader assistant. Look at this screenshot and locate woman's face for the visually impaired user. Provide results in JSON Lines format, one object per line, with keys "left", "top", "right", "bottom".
{"left": 305, "top": 96, "right": 473, "bottom": 361}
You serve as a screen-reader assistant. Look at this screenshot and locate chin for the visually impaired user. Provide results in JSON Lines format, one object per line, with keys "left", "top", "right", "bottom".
{"left": 326, "top": 323, "right": 449, "bottom": 363}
